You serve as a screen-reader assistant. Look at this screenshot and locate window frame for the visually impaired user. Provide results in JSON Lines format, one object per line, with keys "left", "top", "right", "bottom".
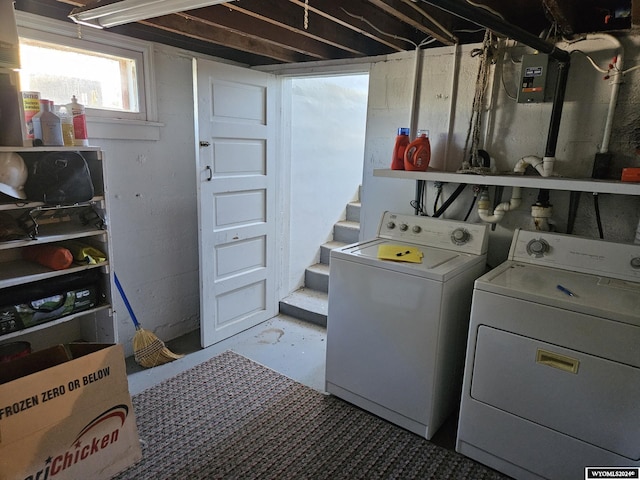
{"left": 16, "top": 11, "right": 157, "bottom": 124}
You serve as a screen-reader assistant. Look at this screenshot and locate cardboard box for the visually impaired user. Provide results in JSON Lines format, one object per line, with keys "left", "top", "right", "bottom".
{"left": 0, "top": 343, "right": 141, "bottom": 480}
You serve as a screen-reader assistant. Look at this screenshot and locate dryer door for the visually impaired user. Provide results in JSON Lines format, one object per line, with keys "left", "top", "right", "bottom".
{"left": 470, "top": 325, "right": 640, "bottom": 460}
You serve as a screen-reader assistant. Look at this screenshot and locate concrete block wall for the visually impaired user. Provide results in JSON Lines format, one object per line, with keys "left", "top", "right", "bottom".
{"left": 23, "top": 9, "right": 639, "bottom": 355}
{"left": 361, "top": 36, "right": 640, "bottom": 268}
{"left": 95, "top": 46, "right": 200, "bottom": 356}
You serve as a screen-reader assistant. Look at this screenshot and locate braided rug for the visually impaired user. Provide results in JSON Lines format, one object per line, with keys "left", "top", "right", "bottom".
{"left": 113, "top": 350, "right": 511, "bottom": 480}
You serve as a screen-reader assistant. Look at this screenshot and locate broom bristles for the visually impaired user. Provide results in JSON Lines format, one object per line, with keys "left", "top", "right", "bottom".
{"left": 133, "top": 328, "right": 184, "bottom": 368}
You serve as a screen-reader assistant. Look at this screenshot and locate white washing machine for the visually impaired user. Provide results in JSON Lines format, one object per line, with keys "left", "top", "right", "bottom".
{"left": 456, "top": 229, "right": 640, "bottom": 480}
{"left": 325, "top": 211, "right": 489, "bottom": 439}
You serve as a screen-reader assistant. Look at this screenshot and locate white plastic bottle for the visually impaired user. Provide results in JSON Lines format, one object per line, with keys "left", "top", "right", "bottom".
{"left": 67, "top": 95, "right": 89, "bottom": 146}
{"left": 31, "top": 99, "right": 63, "bottom": 146}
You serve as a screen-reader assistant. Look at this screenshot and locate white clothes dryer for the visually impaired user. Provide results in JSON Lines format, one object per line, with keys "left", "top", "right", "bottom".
{"left": 325, "top": 211, "right": 489, "bottom": 439}
{"left": 456, "top": 229, "right": 640, "bottom": 480}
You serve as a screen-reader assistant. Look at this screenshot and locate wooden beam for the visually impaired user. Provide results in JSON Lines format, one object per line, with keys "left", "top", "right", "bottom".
{"left": 288, "top": 0, "right": 420, "bottom": 52}
{"left": 141, "top": 14, "right": 310, "bottom": 63}
{"left": 543, "top": 0, "right": 579, "bottom": 35}
{"left": 224, "top": 1, "right": 371, "bottom": 56}
{"left": 399, "top": 0, "right": 458, "bottom": 43}
{"left": 180, "top": 5, "right": 355, "bottom": 59}
{"left": 367, "top": 0, "right": 456, "bottom": 45}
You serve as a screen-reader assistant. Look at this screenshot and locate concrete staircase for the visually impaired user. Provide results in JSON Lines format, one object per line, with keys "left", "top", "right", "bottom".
{"left": 279, "top": 190, "right": 361, "bottom": 327}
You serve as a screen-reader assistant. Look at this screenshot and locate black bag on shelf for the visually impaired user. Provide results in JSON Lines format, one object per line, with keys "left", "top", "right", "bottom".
{"left": 0, "top": 270, "right": 102, "bottom": 335}
{"left": 24, "top": 151, "right": 94, "bottom": 205}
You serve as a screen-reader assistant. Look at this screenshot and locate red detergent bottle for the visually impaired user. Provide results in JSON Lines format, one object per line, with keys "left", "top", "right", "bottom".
{"left": 391, "top": 127, "right": 410, "bottom": 170}
{"left": 404, "top": 129, "right": 431, "bottom": 171}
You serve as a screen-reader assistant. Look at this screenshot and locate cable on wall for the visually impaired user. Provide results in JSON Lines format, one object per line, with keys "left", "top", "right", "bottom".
{"left": 458, "top": 30, "right": 496, "bottom": 173}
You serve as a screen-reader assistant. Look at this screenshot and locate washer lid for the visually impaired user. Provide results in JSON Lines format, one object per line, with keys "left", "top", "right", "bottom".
{"left": 333, "top": 238, "right": 486, "bottom": 281}
{"left": 475, "top": 261, "right": 640, "bottom": 327}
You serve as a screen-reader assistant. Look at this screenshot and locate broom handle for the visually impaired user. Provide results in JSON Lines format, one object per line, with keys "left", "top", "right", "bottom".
{"left": 113, "top": 273, "right": 142, "bottom": 330}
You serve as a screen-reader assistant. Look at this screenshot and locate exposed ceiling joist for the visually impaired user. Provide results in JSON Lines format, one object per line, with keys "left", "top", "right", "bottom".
{"left": 13, "top": 0, "right": 635, "bottom": 67}
{"left": 143, "top": 13, "right": 311, "bottom": 63}
{"left": 367, "top": 0, "right": 457, "bottom": 45}
{"left": 225, "top": 1, "right": 370, "bottom": 56}
{"left": 288, "top": 0, "right": 417, "bottom": 52}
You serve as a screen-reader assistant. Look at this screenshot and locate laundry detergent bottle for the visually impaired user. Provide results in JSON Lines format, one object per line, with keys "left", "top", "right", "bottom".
{"left": 404, "top": 129, "right": 431, "bottom": 171}
{"left": 391, "top": 127, "right": 410, "bottom": 170}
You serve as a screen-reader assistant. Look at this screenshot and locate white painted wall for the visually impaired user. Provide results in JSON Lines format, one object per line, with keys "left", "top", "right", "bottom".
{"left": 287, "top": 75, "right": 368, "bottom": 292}
{"left": 23, "top": 10, "right": 638, "bottom": 357}
{"left": 97, "top": 32, "right": 640, "bottom": 356}
{"left": 102, "top": 32, "right": 640, "bottom": 356}
{"left": 361, "top": 36, "right": 640, "bottom": 268}
{"left": 94, "top": 45, "right": 200, "bottom": 356}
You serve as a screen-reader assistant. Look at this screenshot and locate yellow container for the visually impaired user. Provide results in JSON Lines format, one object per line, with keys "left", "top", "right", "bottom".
{"left": 21, "top": 91, "right": 40, "bottom": 140}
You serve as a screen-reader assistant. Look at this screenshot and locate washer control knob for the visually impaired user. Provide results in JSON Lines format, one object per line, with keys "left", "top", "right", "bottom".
{"left": 386, "top": 221, "right": 396, "bottom": 230}
{"left": 412, "top": 225, "right": 422, "bottom": 233}
{"left": 451, "top": 228, "right": 470, "bottom": 245}
{"left": 526, "top": 238, "right": 550, "bottom": 257}
{"left": 399, "top": 223, "right": 408, "bottom": 231}
{"left": 631, "top": 257, "right": 640, "bottom": 269}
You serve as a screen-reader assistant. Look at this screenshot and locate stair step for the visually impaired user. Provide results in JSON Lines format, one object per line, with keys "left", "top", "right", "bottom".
{"left": 320, "top": 241, "right": 347, "bottom": 265}
{"left": 279, "top": 288, "right": 328, "bottom": 327}
{"left": 305, "top": 263, "right": 330, "bottom": 293}
{"left": 346, "top": 202, "right": 361, "bottom": 223}
{"left": 333, "top": 220, "right": 360, "bottom": 244}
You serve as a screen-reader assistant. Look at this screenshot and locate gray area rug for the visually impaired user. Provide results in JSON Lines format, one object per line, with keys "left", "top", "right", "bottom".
{"left": 113, "top": 350, "right": 511, "bottom": 479}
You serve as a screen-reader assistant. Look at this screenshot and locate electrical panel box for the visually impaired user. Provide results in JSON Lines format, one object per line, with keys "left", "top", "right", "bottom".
{"left": 518, "top": 53, "right": 552, "bottom": 103}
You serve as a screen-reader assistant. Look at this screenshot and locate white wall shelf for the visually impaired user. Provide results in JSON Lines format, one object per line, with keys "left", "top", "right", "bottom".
{"left": 373, "top": 169, "right": 640, "bottom": 196}
{"left": 0, "top": 305, "right": 111, "bottom": 342}
{"left": 0, "top": 261, "right": 107, "bottom": 289}
{"left": 0, "top": 195, "right": 105, "bottom": 211}
{"left": 0, "top": 145, "right": 102, "bottom": 152}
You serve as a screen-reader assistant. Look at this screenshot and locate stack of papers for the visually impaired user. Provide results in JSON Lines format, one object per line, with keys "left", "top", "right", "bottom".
{"left": 377, "top": 244, "right": 424, "bottom": 263}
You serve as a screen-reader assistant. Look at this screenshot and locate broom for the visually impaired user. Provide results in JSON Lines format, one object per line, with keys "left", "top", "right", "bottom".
{"left": 114, "top": 273, "right": 184, "bottom": 368}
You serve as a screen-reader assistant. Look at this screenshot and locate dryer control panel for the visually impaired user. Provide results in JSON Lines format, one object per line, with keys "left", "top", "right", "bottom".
{"left": 509, "top": 229, "right": 640, "bottom": 282}
{"left": 377, "top": 211, "right": 489, "bottom": 255}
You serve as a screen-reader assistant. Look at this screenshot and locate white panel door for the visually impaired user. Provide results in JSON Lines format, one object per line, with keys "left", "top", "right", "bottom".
{"left": 195, "top": 59, "right": 278, "bottom": 347}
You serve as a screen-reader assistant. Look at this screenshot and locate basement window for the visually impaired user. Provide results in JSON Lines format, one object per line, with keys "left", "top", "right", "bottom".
{"left": 16, "top": 11, "right": 157, "bottom": 125}
{"left": 19, "top": 38, "right": 141, "bottom": 116}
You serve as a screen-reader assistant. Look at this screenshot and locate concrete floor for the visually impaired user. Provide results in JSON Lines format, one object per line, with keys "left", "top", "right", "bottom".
{"left": 126, "top": 314, "right": 327, "bottom": 396}
{"left": 125, "top": 314, "right": 458, "bottom": 451}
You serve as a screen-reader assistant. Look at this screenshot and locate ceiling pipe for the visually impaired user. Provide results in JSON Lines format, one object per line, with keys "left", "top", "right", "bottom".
{"left": 419, "top": 0, "right": 570, "bottom": 63}
{"left": 420, "top": 0, "right": 571, "bottom": 164}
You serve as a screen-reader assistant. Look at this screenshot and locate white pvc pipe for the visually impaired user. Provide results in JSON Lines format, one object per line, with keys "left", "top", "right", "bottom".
{"left": 409, "top": 46, "right": 422, "bottom": 140}
{"left": 556, "top": 34, "right": 623, "bottom": 154}
{"left": 477, "top": 186, "right": 522, "bottom": 223}
{"left": 600, "top": 39, "right": 623, "bottom": 154}
{"left": 513, "top": 155, "right": 555, "bottom": 177}
{"left": 514, "top": 155, "right": 542, "bottom": 175}
{"left": 443, "top": 43, "right": 461, "bottom": 171}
